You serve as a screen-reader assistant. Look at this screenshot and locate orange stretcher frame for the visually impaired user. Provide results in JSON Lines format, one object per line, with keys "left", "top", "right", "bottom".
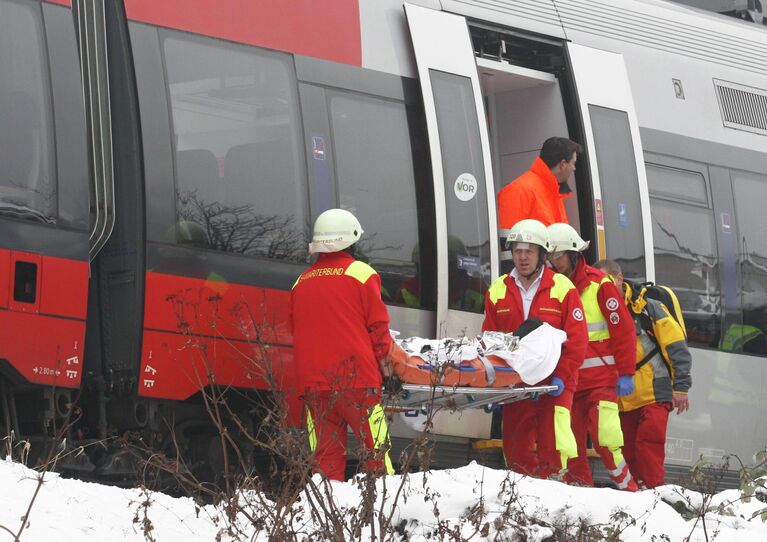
{"left": 391, "top": 351, "right": 522, "bottom": 388}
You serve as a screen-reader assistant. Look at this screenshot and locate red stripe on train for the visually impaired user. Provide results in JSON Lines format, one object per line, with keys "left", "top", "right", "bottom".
{"left": 140, "top": 271, "right": 297, "bottom": 401}
{"left": 0, "top": 249, "right": 86, "bottom": 388}
{"left": 124, "top": 0, "right": 362, "bottom": 66}
{"left": 46, "top": 0, "right": 72, "bottom": 7}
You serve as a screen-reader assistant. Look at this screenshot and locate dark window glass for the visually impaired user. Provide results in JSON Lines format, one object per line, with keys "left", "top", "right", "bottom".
{"left": 589, "top": 105, "right": 645, "bottom": 280}
{"left": 647, "top": 163, "right": 720, "bottom": 348}
{"left": 162, "top": 33, "right": 307, "bottom": 261}
{"left": 0, "top": 1, "right": 56, "bottom": 224}
{"left": 329, "top": 91, "right": 426, "bottom": 307}
{"left": 730, "top": 170, "right": 767, "bottom": 355}
{"left": 646, "top": 164, "right": 708, "bottom": 205}
{"left": 430, "top": 70, "right": 490, "bottom": 313}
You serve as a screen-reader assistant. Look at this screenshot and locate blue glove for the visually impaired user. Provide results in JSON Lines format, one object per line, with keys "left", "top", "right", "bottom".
{"left": 616, "top": 375, "right": 635, "bottom": 397}
{"left": 548, "top": 376, "right": 564, "bottom": 397}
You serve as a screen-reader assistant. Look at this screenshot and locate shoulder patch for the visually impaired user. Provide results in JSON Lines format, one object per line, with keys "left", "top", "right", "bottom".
{"left": 488, "top": 275, "right": 509, "bottom": 304}
{"left": 550, "top": 273, "right": 576, "bottom": 302}
{"left": 606, "top": 297, "right": 620, "bottom": 311}
{"left": 345, "top": 260, "right": 377, "bottom": 284}
{"left": 572, "top": 307, "right": 584, "bottom": 321}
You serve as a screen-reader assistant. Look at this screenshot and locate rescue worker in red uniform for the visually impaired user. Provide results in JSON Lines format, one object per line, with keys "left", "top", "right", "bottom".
{"left": 497, "top": 137, "right": 582, "bottom": 272}
{"left": 483, "top": 219, "right": 588, "bottom": 478}
{"left": 547, "top": 223, "right": 638, "bottom": 491}
{"left": 291, "top": 208, "right": 404, "bottom": 481}
{"left": 594, "top": 259, "right": 692, "bottom": 488}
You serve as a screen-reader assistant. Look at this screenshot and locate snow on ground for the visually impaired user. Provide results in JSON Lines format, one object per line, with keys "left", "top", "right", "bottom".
{"left": 1, "top": 458, "right": 765, "bottom": 541}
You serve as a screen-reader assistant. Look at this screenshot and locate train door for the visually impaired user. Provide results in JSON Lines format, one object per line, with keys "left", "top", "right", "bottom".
{"left": 0, "top": 1, "right": 89, "bottom": 398}
{"left": 404, "top": 4, "right": 497, "bottom": 339}
{"left": 565, "top": 43, "right": 654, "bottom": 281}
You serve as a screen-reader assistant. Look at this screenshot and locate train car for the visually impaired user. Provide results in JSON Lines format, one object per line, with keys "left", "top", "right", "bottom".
{"left": 1, "top": 0, "right": 766, "bottom": 484}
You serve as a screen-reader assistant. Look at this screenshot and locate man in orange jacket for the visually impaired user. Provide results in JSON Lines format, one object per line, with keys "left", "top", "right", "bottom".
{"left": 291, "top": 208, "right": 403, "bottom": 481}
{"left": 483, "top": 219, "right": 588, "bottom": 478}
{"left": 497, "top": 137, "right": 582, "bottom": 272}
{"left": 547, "top": 223, "right": 638, "bottom": 491}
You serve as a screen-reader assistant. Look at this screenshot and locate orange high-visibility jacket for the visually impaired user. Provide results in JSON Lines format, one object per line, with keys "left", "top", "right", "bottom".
{"left": 497, "top": 157, "right": 570, "bottom": 229}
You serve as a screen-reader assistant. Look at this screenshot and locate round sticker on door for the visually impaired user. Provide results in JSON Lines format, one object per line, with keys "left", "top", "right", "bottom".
{"left": 454, "top": 173, "right": 477, "bottom": 202}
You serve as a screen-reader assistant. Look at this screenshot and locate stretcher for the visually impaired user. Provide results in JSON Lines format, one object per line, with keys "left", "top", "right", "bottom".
{"left": 384, "top": 326, "right": 563, "bottom": 414}
{"left": 386, "top": 382, "right": 558, "bottom": 414}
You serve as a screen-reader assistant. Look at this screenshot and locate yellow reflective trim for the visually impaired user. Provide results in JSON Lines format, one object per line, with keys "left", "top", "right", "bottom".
{"left": 367, "top": 403, "right": 394, "bottom": 475}
{"left": 400, "top": 287, "right": 420, "bottom": 307}
{"left": 554, "top": 405, "right": 577, "bottom": 469}
{"left": 582, "top": 278, "right": 611, "bottom": 342}
{"left": 550, "top": 273, "right": 575, "bottom": 303}
{"left": 597, "top": 400, "right": 624, "bottom": 452}
{"left": 345, "top": 260, "right": 377, "bottom": 283}
{"left": 488, "top": 275, "right": 508, "bottom": 305}
{"left": 305, "top": 406, "right": 317, "bottom": 453}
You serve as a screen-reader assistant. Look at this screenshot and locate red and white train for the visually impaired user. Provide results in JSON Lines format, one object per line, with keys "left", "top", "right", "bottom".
{"left": 1, "top": 0, "right": 766, "bottom": 483}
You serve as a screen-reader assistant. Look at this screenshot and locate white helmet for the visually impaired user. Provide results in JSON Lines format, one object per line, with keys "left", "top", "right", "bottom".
{"left": 507, "top": 219, "right": 551, "bottom": 253}
{"left": 309, "top": 208, "right": 364, "bottom": 255}
{"left": 547, "top": 223, "right": 590, "bottom": 253}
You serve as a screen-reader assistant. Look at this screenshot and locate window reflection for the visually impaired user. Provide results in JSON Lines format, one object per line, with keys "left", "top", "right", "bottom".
{"left": 590, "top": 106, "right": 645, "bottom": 280}
{"left": 329, "top": 91, "right": 429, "bottom": 307}
{"left": 647, "top": 163, "right": 720, "bottom": 348}
{"left": 730, "top": 170, "right": 767, "bottom": 355}
{"left": 162, "top": 33, "right": 307, "bottom": 262}
{"left": 0, "top": 2, "right": 55, "bottom": 224}
{"left": 430, "top": 70, "right": 490, "bottom": 313}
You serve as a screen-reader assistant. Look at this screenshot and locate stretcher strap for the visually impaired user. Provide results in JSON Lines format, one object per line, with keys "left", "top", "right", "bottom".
{"left": 477, "top": 355, "right": 496, "bottom": 385}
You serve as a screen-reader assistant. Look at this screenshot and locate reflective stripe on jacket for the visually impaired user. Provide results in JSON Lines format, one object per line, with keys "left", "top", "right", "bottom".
{"left": 482, "top": 266, "right": 588, "bottom": 390}
{"left": 619, "top": 296, "right": 692, "bottom": 412}
{"left": 570, "top": 259, "right": 636, "bottom": 391}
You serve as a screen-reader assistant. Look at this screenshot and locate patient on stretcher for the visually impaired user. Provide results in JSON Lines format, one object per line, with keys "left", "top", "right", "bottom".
{"left": 388, "top": 319, "right": 566, "bottom": 388}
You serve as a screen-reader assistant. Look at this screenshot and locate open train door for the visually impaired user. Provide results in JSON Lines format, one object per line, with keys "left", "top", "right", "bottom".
{"left": 404, "top": 3, "right": 498, "bottom": 339}
{"left": 567, "top": 43, "right": 655, "bottom": 282}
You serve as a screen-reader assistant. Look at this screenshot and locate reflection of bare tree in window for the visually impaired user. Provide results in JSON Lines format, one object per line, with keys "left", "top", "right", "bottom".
{"left": 178, "top": 190, "right": 305, "bottom": 262}
{"left": 653, "top": 216, "right": 719, "bottom": 313}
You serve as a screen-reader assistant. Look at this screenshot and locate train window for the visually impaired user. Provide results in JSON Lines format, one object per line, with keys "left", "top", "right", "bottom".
{"left": 588, "top": 105, "right": 645, "bottom": 281}
{"left": 730, "top": 170, "right": 767, "bottom": 355}
{"left": 647, "top": 163, "right": 721, "bottom": 348}
{"left": 0, "top": 1, "right": 56, "bottom": 225}
{"left": 430, "top": 70, "right": 491, "bottom": 313}
{"left": 162, "top": 33, "right": 307, "bottom": 262}
{"left": 646, "top": 164, "right": 708, "bottom": 205}
{"left": 328, "top": 91, "right": 426, "bottom": 307}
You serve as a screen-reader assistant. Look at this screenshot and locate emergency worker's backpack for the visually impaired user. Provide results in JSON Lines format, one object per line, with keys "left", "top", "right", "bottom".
{"left": 637, "top": 282, "right": 687, "bottom": 339}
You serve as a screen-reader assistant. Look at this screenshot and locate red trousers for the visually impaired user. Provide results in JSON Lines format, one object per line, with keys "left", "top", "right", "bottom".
{"left": 565, "top": 386, "right": 637, "bottom": 491}
{"left": 501, "top": 390, "right": 575, "bottom": 478}
{"left": 620, "top": 402, "right": 672, "bottom": 488}
{"left": 303, "top": 388, "right": 392, "bottom": 481}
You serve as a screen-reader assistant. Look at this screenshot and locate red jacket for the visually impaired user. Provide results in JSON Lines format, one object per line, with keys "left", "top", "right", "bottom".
{"left": 497, "top": 157, "right": 570, "bottom": 229}
{"left": 290, "top": 252, "right": 392, "bottom": 391}
{"left": 482, "top": 266, "right": 588, "bottom": 391}
{"left": 569, "top": 258, "right": 636, "bottom": 391}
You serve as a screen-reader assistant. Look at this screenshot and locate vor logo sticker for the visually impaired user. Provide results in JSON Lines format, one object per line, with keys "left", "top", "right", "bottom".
{"left": 606, "top": 297, "right": 620, "bottom": 311}
{"left": 454, "top": 173, "right": 478, "bottom": 202}
{"left": 572, "top": 308, "right": 584, "bottom": 321}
